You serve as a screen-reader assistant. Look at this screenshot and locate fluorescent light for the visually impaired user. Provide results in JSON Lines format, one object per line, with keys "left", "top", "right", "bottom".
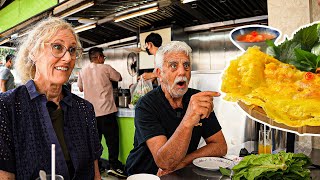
{"left": 74, "top": 23, "right": 96, "bottom": 33}
{"left": 78, "top": 18, "right": 96, "bottom": 24}
{"left": 54, "top": 0, "right": 86, "bottom": 14}
{"left": 0, "top": 38, "right": 10, "bottom": 45}
{"left": 181, "top": 0, "right": 197, "bottom": 3}
{"left": 114, "top": 7, "right": 158, "bottom": 22}
{"left": 57, "top": 1, "right": 94, "bottom": 18}
{"left": 84, "top": 36, "right": 137, "bottom": 51}
{"left": 0, "top": 46, "right": 16, "bottom": 50}
{"left": 18, "top": 31, "right": 30, "bottom": 37}
{"left": 115, "top": 2, "right": 158, "bottom": 17}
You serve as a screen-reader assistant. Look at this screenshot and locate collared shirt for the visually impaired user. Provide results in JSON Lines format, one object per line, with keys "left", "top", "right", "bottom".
{"left": 77, "top": 62, "right": 121, "bottom": 117}
{"left": 0, "top": 80, "right": 102, "bottom": 180}
{"left": 0, "top": 66, "right": 15, "bottom": 90}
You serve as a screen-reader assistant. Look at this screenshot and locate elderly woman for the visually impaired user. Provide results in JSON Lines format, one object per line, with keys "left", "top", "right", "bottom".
{"left": 0, "top": 17, "right": 102, "bottom": 179}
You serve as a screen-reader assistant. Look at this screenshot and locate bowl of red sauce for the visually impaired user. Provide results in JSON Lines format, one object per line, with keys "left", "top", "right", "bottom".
{"left": 230, "top": 25, "right": 281, "bottom": 52}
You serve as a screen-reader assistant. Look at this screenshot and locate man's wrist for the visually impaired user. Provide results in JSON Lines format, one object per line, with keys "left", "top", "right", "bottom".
{"left": 180, "top": 119, "right": 195, "bottom": 129}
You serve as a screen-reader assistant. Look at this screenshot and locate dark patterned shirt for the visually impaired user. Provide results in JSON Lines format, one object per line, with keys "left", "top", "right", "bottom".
{"left": 0, "top": 80, "right": 102, "bottom": 180}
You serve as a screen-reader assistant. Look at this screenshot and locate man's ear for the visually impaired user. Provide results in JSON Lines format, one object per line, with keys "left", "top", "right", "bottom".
{"left": 156, "top": 68, "right": 162, "bottom": 81}
{"left": 149, "top": 42, "right": 155, "bottom": 49}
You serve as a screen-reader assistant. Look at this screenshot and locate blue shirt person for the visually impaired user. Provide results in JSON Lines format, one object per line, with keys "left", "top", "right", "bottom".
{"left": 0, "top": 17, "right": 102, "bottom": 179}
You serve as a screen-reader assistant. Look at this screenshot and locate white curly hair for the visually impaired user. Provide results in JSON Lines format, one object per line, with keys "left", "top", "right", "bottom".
{"left": 155, "top": 41, "right": 192, "bottom": 70}
{"left": 14, "top": 17, "right": 81, "bottom": 83}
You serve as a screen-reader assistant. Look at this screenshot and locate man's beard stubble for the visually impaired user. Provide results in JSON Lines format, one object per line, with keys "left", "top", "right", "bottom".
{"left": 162, "top": 75, "right": 189, "bottom": 98}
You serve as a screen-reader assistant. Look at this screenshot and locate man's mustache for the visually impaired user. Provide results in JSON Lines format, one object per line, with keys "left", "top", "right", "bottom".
{"left": 174, "top": 76, "right": 188, "bottom": 85}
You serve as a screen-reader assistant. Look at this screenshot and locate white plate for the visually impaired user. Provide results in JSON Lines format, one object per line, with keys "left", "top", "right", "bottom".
{"left": 127, "top": 173, "right": 160, "bottom": 180}
{"left": 193, "top": 157, "right": 233, "bottom": 171}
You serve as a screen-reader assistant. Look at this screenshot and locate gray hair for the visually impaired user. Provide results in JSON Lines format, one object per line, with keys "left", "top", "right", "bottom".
{"left": 15, "top": 17, "right": 81, "bottom": 83}
{"left": 155, "top": 41, "right": 192, "bottom": 70}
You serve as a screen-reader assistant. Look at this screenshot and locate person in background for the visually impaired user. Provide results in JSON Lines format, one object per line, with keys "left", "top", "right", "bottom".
{"left": 77, "top": 47, "right": 126, "bottom": 178}
{"left": 140, "top": 32, "right": 162, "bottom": 83}
{"left": 125, "top": 41, "right": 227, "bottom": 176}
{"left": 0, "top": 54, "right": 15, "bottom": 92}
{"left": 0, "top": 17, "right": 102, "bottom": 179}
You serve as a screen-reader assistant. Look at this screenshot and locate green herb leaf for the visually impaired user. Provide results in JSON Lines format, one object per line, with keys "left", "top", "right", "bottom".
{"left": 266, "top": 39, "right": 279, "bottom": 58}
{"left": 311, "top": 42, "right": 320, "bottom": 56}
{"left": 292, "top": 23, "right": 319, "bottom": 51}
{"left": 219, "top": 167, "right": 231, "bottom": 177}
{"left": 266, "top": 22, "right": 320, "bottom": 72}
{"left": 294, "top": 49, "right": 319, "bottom": 72}
{"left": 278, "top": 40, "right": 301, "bottom": 64}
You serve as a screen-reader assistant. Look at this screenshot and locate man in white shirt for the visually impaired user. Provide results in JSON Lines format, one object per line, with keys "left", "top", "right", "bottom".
{"left": 140, "top": 33, "right": 162, "bottom": 84}
{"left": 77, "top": 47, "right": 126, "bottom": 178}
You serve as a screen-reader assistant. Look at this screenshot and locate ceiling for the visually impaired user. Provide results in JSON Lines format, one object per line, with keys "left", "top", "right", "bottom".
{"left": 67, "top": 0, "right": 268, "bottom": 48}
{"left": 1, "top": 0, "right": 268, "bottom": 48}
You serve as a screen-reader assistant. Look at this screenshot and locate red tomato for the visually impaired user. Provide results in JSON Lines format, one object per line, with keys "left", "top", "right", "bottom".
{"left": 251, "top": 31, "right": 258, "bottom": 37}
{"left": 305, "top": 72, "right": 314, "bottom": 80}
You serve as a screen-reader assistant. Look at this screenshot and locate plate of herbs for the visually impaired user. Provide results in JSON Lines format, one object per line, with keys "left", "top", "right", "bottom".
{"left": 219, "top": 151, "right": 312, "bottom": 180}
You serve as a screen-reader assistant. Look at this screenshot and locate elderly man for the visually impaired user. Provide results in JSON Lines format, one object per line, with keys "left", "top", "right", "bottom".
{"left": 125, "top": 41, "right": 227, "bottom": 176}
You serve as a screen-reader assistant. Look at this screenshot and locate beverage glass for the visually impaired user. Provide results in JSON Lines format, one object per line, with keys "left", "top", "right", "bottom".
{"left": 35, "top": 175, "right": 64, "bottom": 180}
{"left": 258, "top": 130, "right": 272, "bottom": 154}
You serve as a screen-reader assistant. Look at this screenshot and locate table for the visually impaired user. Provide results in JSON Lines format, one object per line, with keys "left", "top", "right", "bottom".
{"left": 161, "top": 149, "right": 320, "bottom": 180}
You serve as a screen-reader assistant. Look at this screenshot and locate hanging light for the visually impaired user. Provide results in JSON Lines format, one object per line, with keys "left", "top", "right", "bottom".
{"left": 181, "top": 0, "right": 197, "bottom": 3}
{"left": 74, "top": 23, "right": 96, "bottom": 33}
{"left": 54, "top": 1, "right": 94, "bottom": 18}
{"left": 114, "top": 2, "right": 158, "bottom": 23}
{"left": 114, "top": 6, "right": 158, "bottom": 22}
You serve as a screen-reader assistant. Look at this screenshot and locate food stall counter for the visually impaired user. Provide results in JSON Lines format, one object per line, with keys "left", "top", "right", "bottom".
{"left": 101, "top": 107, "right": 135, "bottom": 164}
{"left": 117, "top": 107, "right": 135, "bottom": 117}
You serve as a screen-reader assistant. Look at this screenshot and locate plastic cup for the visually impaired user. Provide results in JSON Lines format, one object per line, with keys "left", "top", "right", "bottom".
{"left": 35, "top": 175, "right": 64, "bottom": 180}
{"left": 258, "top": 130, "right": 272, "bottom": 154}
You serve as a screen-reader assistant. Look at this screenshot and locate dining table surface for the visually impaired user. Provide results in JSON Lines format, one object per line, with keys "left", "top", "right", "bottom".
{"left": 160, "top": 148, "right": 320, "bottom": 180}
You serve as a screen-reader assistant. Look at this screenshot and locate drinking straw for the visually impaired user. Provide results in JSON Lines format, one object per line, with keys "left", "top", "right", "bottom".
{"left": 51, "top": 144, "right": 55, "bottom": 180}
{"left": 264, "top": 124, "right": 266, "bottom": 153}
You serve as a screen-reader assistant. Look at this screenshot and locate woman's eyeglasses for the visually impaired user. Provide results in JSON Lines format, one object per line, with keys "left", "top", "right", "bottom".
{"left": 48, "top": 43, "right": 83, "bottom": 59}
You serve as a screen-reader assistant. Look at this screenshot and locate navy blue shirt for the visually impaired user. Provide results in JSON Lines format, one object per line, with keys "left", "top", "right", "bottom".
{"left": 125, "top": 86, "right": 222, "bottom": 175}
{"left": 0, "top": 80, "right": 102, "bottom": 180}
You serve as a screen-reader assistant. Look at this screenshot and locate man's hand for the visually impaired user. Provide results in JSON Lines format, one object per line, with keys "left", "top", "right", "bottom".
{"left": 157, "top": 168, "right": 172, "bottom": 177}
{"left": 0, "top": 170, "right": 15, "bottom": 179}
{"left": 183, "top": 91, "right": 220, "bottom": 128}
{"left": 156, "top": 159, "right": 188, "bottom": 177}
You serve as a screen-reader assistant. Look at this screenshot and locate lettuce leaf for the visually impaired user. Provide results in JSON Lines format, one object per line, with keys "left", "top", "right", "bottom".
{"left": 229, "top": 152, "right": 312, "bottom": 180}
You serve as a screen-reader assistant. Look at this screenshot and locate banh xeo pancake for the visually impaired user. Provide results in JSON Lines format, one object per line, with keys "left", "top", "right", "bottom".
{"left": 221, "top": 47, "right": 320, "bottom": 127}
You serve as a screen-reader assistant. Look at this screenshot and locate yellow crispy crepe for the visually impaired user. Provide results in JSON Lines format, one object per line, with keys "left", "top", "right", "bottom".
{"left": 221, "top": 47, "right": 320, "bottom": 127}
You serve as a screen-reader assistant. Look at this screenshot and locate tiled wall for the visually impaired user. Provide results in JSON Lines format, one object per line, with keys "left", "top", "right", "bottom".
{"left": 311, "top": 0, "right": 320, "bottom": 22}
{"left": 268, "top": 0, "right": 320, "bottom": 149}
{"left": 268, "top": 0, "right": 310, "bottom": 42}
